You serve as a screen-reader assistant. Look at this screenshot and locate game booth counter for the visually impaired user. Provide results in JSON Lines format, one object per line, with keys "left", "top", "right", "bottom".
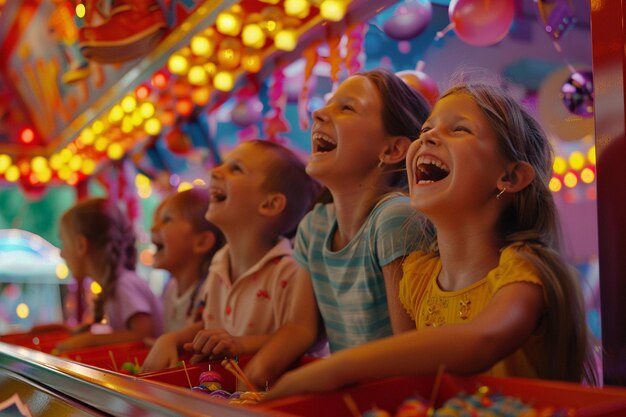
{"left": 2, "top": 0, "right": 626, "bottom": 415}
{"left": 4, "top": 339, "right": 626, "bottom": 417}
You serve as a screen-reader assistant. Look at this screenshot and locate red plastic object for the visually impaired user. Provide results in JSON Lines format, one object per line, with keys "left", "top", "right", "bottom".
{"left": 258, "top": 374, "right": 626, "bottom": 417}
{"left": 139, "top": 355, "right": 319, "bottom": 393}
{"left": 0, "top": 330, "right": 70, "bottom": 353}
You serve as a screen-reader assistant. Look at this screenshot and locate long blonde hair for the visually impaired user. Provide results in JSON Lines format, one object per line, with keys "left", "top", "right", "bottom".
{"left": 442, "top": 84, "right": 598, "bottom": 385}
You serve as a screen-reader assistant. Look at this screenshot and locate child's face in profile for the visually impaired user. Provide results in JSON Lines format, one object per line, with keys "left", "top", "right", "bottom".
{"left": 406, "top": 93, "right": 505, "bottom": 217}
{"left": 59, "top": 224, "right": 86, "bottom": 280}
{"left": 151, "top": 199, "right": 196, "bottom": 274}
{"left": 308, "top": 75, "right": 388, "bottom": 186}
{"left": 206, "top": 142, "right": 274, "bottom": 230}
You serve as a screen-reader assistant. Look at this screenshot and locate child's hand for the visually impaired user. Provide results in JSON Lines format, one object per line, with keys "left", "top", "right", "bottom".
{"left": 262, "top": 358, "right": 342, "bottom": 401}
{"left": 184, "top": 328, "right": 242, "bottom": 362}
{"left": 141, "top": 333, "right": 180, "bottom": 372}
{"left": 54, "top": 332, "right": 91, "bottom": 352}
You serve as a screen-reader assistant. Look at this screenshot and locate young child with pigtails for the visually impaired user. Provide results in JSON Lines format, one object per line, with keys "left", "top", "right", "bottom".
{"left": 55, "top": 197, "right": 163, "bottom": 352}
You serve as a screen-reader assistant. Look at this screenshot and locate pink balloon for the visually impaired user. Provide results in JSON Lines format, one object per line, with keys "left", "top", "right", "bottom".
{"left": 448, "top": 0, "right": 515, "bottom": 46}
{"left": 396, "top": 62, "right": 439, "bottom": 106}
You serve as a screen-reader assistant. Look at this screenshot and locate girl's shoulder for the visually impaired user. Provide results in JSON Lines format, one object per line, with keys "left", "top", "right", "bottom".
{"left": 403, "top": 251, "right": 439, "bottom": 277}
{"left": 490, "top": 245, "right": 543, "bottom": 288}
{"left": 370, "top": 192, "right": 414, "bottom": 220}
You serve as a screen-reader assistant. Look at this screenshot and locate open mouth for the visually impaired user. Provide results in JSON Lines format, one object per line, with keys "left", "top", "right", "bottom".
{"left": 415, "top": 156, "right": 450, "bottom": 184}
{"left": 209, "top": 187, "right": 226, "bottom": 203}
{"left": 152, "top": 241, "right": 164, "bottom": 253}
{"left": 313, "top": 132, "right": 337, "bottom": 153}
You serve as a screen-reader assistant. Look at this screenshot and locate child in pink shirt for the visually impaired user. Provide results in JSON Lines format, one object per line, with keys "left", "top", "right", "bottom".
{"left": 142, "top": 140, "right": 322, "bottom": 388}
{"left": 152, "top": 188, "right": 225, "bottom": 332}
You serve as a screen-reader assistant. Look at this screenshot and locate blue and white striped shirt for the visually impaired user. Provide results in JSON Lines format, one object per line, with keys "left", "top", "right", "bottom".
{"left": 294, "top": 194, "right": 423, "bottom": 352}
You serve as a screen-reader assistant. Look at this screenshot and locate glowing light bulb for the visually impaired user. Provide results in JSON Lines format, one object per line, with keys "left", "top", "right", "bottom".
{"left": 95, "top": 137, "right": 109, "bottom": 152}
{"left": 107, "top": 143, "right": 124, "bottom": 160}
{"left": 580, "top": 167, "right": 595, "bottom": 184}
{"left": 548, "top": 177, "right": 562, "bottom": 192}
{"left": 568, "top": 151, "right": 585, "bottom": 171}
{"left": 16, "top": 303, "right": 30, "bottom": 319}
{"left": 284, "top": 0, "right": 310, "bottom": 18}
{"left": 242, "top": 53, "right": 262, "bottom": 73}
{"left": 553, "top": 156, "right": 567, "bottom": 175}
{"left": 4, "top": 165, "right": 19, "bottom": 182}
{"left": 168, "top": 54, "right": 189, "bottom": 75}
{"left": 320, "top": 0, "right": 348, "bottom": 22}
{"left": 0, "top": 154, "right": 11, "bottom": 173}
{"left": 563, "top": 172, "right": 578, "bottom": 188}
{"left": 31, "top": 156, "right": 48, "bottom": 173}
{"left": 91, "top": 281, "right": 102, "bottom": 295}
{"left": 191, "top": 35, "right": 214, "bottom": 57}
{"left": 80, "top": 128, "right": 95, "bottom": 145}
{"left": 188, "top": 65, "right": 208, "bottom": 86}
{"left": 216, "top": 10, "right": 242, "bottom": 36}
{"left": 69, "top": 154, "right": 83, "bottom": 171}
{"left": 92, "top": 120, "right": 104, "bottom": 135}
{"left": 75, "top": 3, "right": 86, "bottom": 18}
{"left": 275, "top": 29, "right": 297, "bottom": 51}
{"left": 587, "top": 146, "right": 596, "bottom": 165}
{"left": 144, "top": 118, "right": 162, "bottom": 136}
{"left": 121, "top": 95, "right": 137, "bottom": 113}
{"left": 81, "top": 159, "right": 96, "bottom": 175}
{"left": 139, "top": 101, "right": 156, "bottom": 119}
{"left": 242, "top": 24, "right": 266, "bottom": 49}
{"left": 178, "top": 182, "right": 193, "bottom": 192}
{"left": 213, "top": 71, "right": 235, "bottom": 91}
{"left": 108, "top": 105, "right": 124, "bottom": 124}
{"left": 56, "top": 263, "right": 69, "bottom": 279}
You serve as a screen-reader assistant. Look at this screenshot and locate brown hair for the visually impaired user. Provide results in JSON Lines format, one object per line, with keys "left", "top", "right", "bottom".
{"left": 162, "top": 188, "right": 225, "bottom": 278}
{"left": 442, "top": 83, "right": 598, "bottom": 384}
{"left": 247, "top": 139, "right": 322, "bottom": 238}
{"left": 61, "top": 198, "right": 136, "bottom": 324}
{"left": 357, "top": 68, "right": 431, "bottom": 189}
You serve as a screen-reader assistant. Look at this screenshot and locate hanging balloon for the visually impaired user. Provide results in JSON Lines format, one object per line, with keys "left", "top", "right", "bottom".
{"left": 436, "top": 0, "right": 515, "bottom": 47}
{"left": 382, "top": 0, "right": 432, "bottom": 41}
{"left": 561, "top": 70, "right": 593, "bottom": 118}
{"left": 396, "top": 61, "right": 439, "bottom": 106}
{"left": 536, "top": 0, "right": 576, "bottom": 41}
{"left": 231, "top": 95, "right": 264, "bottom": 127}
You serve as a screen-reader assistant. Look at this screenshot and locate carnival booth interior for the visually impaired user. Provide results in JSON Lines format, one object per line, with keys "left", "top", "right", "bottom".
{"left": 0, "top": 0, "right": 619, "bottom": 416}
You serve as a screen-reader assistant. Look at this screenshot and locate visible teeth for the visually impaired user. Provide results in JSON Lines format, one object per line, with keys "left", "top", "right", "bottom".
{"left": 414, "top": 155, "right": 450, "bottom": 183}
{"left": 313, "top": 132, "right": 337, "bottom": 153}
{"left": 416, "top": 156, "right": 449, "bottom": 172}
{"left": 312, "top": 132, "right": 336, "bottom": 145}
{"left": 209, "top": 188, "right": 226, "bottom": 202}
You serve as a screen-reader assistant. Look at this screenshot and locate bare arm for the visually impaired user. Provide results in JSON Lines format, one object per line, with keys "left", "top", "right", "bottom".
{"left": 265, "top": 281, "right": 543, "bottom": 400}
{"left": 383, "top": 258, "right": 415, "bottom": 333}
{"left": 244, "top": 267, "right": 321, "bottom": 389}
{"left": 141, "top": 321, "right": 204, "bottom": 372}
{"left": 55, "top": 313, "right": 156, "bottom": 352}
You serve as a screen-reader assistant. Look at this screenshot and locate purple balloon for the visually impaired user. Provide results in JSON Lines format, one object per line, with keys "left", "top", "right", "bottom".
{"left": 382, "top": 0, "right": 432, "bottom": 41}
{"left": 561, "top": 71, "right": 593, "bottom": 118}
{"left": 231, "top": 97, "right": 264, "bottom": 127}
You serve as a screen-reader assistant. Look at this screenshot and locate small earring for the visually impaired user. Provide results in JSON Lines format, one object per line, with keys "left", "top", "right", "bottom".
{"left": 496, "top": 187, "right": 507, "bottom": 200}
{"left": 377, "top": 158, "right": 385, "bottom": 169}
